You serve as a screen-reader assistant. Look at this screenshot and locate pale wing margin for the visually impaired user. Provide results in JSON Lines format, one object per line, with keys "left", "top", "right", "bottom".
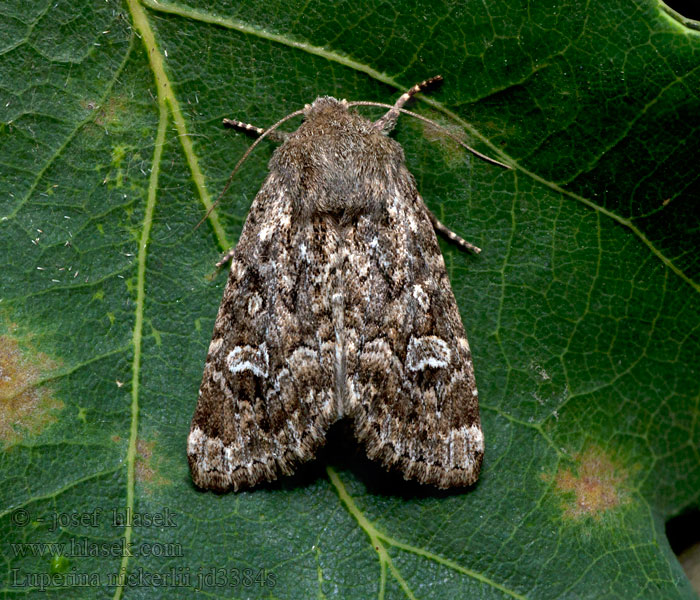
{"left": 188, "top": 175, "right": 340, "bottom": 491}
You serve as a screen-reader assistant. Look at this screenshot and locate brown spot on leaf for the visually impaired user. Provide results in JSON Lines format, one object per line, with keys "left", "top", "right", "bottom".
{"left": 135, "top": 438, "right": 170, "bottom": 488}
{"left": 550, "top": 445, "right": 631, "bottom": 520}
{"left": 94, "top": 95, "right": 128, "bottom": 127}
{"left": 0, "top": 335, "right": 63, "bottom": 446}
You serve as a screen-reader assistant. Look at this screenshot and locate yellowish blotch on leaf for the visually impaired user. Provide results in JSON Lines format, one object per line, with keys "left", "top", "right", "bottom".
{"left": 109, "top": 146, "right": 126, "bottom": 188}
{"left": 548, "top": 445, "right": 632, "bottom": 520}
{"left": 111, "top": 144, "right": 128, "bottom": 168}
{"left": 135, "top": 438, "right": 170, "bottom": 488}
{"left": 0, "top": 335, "right": 63, "bottom": 446}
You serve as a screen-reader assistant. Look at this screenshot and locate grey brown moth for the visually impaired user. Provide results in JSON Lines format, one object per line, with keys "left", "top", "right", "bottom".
{"left": 188, "top": 77, "right": 507, "bottom": 492}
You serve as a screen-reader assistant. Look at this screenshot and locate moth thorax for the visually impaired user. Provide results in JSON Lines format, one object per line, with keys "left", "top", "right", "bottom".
{"left": 302, "top": 143, "right": 401, "bottom": 218}
{"left": 297, "top": 175, "right": 386, "bottom": 220}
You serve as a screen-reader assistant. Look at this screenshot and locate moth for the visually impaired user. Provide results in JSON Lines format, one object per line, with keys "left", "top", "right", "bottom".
{"left": 188, "top": 77, "right": 507, "bottom": 491}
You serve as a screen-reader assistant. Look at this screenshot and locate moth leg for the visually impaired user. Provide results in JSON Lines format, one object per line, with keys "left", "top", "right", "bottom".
{"left": 215, "top": 247, "right": 237, "bottom": 269}
{"left": 223, "top": 118, "right": 289, "bottom": 143}
{"left": 426, "top": 209, "right": 481, "bottom": 254}
{"left": 374, "top": 75, "right": 443, "bottom": 134}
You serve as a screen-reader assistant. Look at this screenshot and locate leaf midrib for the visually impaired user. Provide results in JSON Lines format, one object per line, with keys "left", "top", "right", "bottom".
{"left": 114, "top": 2, "right": 169, "bottom": 598}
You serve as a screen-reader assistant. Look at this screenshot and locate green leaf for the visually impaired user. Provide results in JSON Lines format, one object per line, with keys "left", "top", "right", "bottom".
{"left": 1, "top": 0, "right": 699, "bottom": 598}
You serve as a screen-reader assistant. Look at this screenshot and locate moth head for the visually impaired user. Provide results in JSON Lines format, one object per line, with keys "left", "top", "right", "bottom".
{"left": 300, "top": 97, "right": 358, "bottom": 131}
{"left": 303, "top": 96, "right": 349, "bottom": 116}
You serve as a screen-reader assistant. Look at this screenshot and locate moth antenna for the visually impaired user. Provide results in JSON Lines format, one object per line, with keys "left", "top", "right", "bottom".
{"left": 223, "top": 118, "right": 290, "bottom": 143}
{"left": 348, "top": 100, "right": 510, "bottom": 170}
{"left": 373, "top": 76, "right": 444, "bottom": 134}
{"left": 428, "top": 211, "right": 481, "bottom": 254}
{"left": 195, "top": 109, "right": 305, "bottom": 231}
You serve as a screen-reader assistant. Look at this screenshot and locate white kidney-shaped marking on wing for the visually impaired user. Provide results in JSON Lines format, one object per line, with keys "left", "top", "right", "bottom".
{"left": 406, "top": 335, "right": 451, "bottom": 371}
{"left": 226, "top": 343, "right": 269, "bottom": 378}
